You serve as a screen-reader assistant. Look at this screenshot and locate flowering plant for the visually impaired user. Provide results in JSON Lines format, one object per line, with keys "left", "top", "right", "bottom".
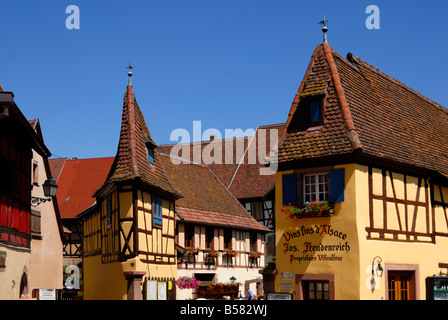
{"left": 176, "top": 276, "right": 199, "bottom": 290}
{"left": 205, "top": 250, "right": 220, "bottom": 258}
{"left": 205, "top": 282, "right": 215, "bottom": 290}
{"left": 185, "top": 247, "right": 200, "bottom": 255}
{"left": 249, "top": 251, "right": 261, "bottom": 259}
{"left": 282, "top": 200, "right": 332, "bottom": 219}
{"left": 224, "top": 249, "right": 237, "bottom": 257}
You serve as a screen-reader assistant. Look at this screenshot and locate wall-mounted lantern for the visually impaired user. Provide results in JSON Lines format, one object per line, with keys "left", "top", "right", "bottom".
{"left": 31, "top": 176, "right": 58, "bottom": 207}
{"left": 372, "top": 256, "right": 384, "bottom": 277}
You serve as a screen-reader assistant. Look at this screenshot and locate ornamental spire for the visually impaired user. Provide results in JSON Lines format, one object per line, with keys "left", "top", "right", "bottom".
{"left": 318, "top": 16, "right": 330, "bottom": 43}
{"left": 126, "top": 63, "right": 134, "bottom": 85}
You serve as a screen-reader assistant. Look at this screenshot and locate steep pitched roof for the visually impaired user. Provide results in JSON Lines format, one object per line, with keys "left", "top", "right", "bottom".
{"left": 158, "top": 153, "right": 270, "bottom": 232}
{"left": 157, "top": 123, "right": 284, "bottom": 200}
{"left": 94, "top": 83, "right": 181, "bottom": 199}
{"left": 50, "top": 157, "right": 114, "bottom": 219}
{"left": 278, "top": 42, "right": 448, "bottom": 179}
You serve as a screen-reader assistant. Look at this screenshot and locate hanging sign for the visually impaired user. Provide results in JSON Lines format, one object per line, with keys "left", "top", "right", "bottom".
{"left": 281, "top": 224, "right": 351, "bottom": 264}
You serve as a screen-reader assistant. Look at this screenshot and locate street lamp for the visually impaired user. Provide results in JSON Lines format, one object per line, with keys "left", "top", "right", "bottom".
{"left": 31, "top": 176, "right": 58, "bottom": 207}
{"left": 372, "top": 256, "right": 384, "bottom": 277}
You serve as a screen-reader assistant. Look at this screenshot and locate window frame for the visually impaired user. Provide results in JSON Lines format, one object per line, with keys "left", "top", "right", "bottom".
{"left": 303, "top": 172, "right": 329, "bottom": 204}
{"left": 282, "top": 167, "right": 345, "bottom": 208}
{"left": 295, "top": 274, "right": 335, "bottom": 300}
{"left": 305, "top": 95, "right": 325, "bottom": 127}
{"left": 205, "top": 227, "right": 214, "bottom": 249}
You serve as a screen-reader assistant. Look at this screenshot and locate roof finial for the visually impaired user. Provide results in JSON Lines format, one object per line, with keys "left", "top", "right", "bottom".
{"left": 318, "top": 15, "right": 330, "bottom": 43}
{"left": 126, "top": 63, "right": 135, "bottom": 85}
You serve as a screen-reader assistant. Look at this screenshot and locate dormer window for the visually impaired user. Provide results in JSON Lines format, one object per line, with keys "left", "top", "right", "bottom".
{"left": 309, "top": 99, "right": 321, "bottom": 123}
{"left": 289, "top": 94, "right": 325, "bottom": 131}
{"left": 147, "top": 145, "right": 154, "bottom": 165}
{"left": 142, "top": 130, "right": 156, "bottom": 165}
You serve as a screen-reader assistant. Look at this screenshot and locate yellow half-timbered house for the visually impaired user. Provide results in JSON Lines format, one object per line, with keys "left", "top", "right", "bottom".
{"left": 79, "top": 73, "right": 182, "bottom": 300}
{"left": 273, "top": 39, "right": 448, "bottom": 300}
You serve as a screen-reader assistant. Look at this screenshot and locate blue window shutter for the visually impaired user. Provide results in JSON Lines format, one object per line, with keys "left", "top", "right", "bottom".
{"left": 153, "top": 196, "right": 162, "bottom": 225}
{"left": 329, "top": 168, "right": 345, "bottom": 203}
{"left": 282, "top": 173, "right": 298, "bottom": 206}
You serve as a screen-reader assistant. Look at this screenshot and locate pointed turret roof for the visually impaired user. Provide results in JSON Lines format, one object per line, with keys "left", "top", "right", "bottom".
{"left": 94, "top": 78, "right": 182, "bottom": 199}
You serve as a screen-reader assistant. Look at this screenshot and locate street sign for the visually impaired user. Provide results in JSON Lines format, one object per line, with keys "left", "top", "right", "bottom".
{"left": 266, "top": 292, "right": 293, "bottom": 300}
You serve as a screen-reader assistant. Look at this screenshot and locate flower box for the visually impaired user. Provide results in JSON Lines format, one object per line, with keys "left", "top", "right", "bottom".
{"left": 282, "top": 201, "right": 334, "bottom": 219}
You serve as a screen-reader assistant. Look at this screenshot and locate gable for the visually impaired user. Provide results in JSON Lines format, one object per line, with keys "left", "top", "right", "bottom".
{"left": 278, "top": 42, "right": 448, "bottom": 181}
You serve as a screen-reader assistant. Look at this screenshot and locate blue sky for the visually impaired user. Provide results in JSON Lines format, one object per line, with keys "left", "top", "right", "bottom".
{"left": 1, "top": 1, "right": 447, "bottom": 159}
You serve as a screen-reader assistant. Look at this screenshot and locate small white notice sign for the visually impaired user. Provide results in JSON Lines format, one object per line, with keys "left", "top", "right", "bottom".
{"left": 279, "top": 272, "right": 294, "bottom": 281}
{"left": 158, "top": 282, "right": 167, "bottom": 300}
{"left": 147, "top": 281, "right": 157, "bottom": 300}
{"left": 39, "top": 289, "right": 56, "bottom": 300}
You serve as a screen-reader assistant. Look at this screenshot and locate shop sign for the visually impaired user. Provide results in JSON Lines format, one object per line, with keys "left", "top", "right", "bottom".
{"left": 281, "top": 224, "right": 351, "bottom": 264}
{"left": 266, "top": 292, "right": 292, "bottom": 300}
{"left": 0, "top": 251, "right": 6, "bottom": 268}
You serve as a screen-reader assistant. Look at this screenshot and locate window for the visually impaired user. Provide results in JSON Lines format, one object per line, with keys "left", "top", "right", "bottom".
{"left": 224, "top": 229, "right": 232, "bottom": 249}
{"left": 303, "top": 281, "right": 330, "bottom": 300}
{"left": 153, "top": 195, "right": 162, "bottom": 227}
{"left": 106, "top": 194, "right": 112, "bottom": 226}
{"left": 251, "top": 202, "right": 263, "bottom": 220}
{"left": 250, "top": 232, "right": 258, "bottom": 252}
{"left": 147, "top": 146, "right": 154, "bottom": 165}
{"left": 282, "top": 168, "right": 345, "bottom": 207}
{"left": 185, "top": 224, "right": 194, "bottom": 248}
{"left": 304, "top": 173, "right": 329, "bottom": 203}
{"left": 32, "top": 161, "right": 38, "bottom": 186}
{"left": 309, "top": 99, "right": 321, "bottom": 122}
{"left": 205, "top": 227, "right": 214, "bottom": 249}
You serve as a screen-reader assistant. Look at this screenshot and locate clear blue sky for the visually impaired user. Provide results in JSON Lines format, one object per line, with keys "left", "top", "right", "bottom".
{"left": 1, "top": 0, "right": 447, "bottom": 159}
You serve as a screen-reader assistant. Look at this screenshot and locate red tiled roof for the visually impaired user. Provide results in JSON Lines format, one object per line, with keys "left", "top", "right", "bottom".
{"left": 157, "top": 123, "right": 284, "bottom": 201}
{"left": 49, "top": 157, "right": 68, "bottom": 182}
{"left": 278, "top": 43, "right": 448, "bottom": 179}
{"left": 94, "top": 84, "right": 181, "bottom": 199}
{"left": 50, "top": 157, "right": 114, "bottom": 219}
{"left": 159, "top": 153, "right": 270, "bottom": 232}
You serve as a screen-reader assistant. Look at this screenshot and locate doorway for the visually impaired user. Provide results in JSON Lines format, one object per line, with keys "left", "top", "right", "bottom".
{"left": 385, "top": 265, "right": 419, "bottom": 300}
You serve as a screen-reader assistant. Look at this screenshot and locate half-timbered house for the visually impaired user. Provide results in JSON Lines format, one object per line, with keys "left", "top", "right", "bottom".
{"left": 49, "top": 157, "right": 113, "bottom": 268}
{"left": 0, "top": 89, "right": 52, "bottom": 299}
{"left": 158, "top": 152, "right": 270, "bottom": 299}
{"left": 273, "top": 39, "right": 448, "bottom": 300}
{"left": 157, "top": 123, "right": 283, "bottom": 263}
{"left": 79, "top": 74, "right": 182, "bottom": 300}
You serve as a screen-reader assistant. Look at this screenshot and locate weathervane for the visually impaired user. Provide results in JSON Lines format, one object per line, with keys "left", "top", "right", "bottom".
{"left": 318, "top": 16, "right": 330, "bottom": 43}
{"left": 126, "top": 63, "right": 134, "bottom": 85}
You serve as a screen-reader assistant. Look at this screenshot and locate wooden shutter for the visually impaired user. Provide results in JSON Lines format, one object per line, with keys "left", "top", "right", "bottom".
{"left": 329, "top": 168, "right": 345, "bottom": 203}
{"left": 153, "top": 196, "right": 162, "bottom": 226}
{"left": 282, "top": 173, "right": 298, "bottom": 206}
